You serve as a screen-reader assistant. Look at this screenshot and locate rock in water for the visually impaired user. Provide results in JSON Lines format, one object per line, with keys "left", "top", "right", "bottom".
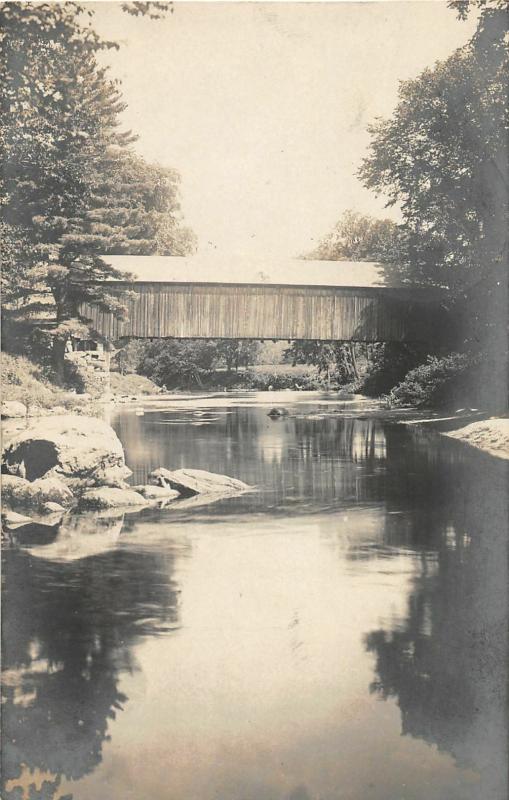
{"left": 26, "top": 477, "right": 74, "bottom": 507}
{"left": 267, "top": 407, "right": 289, "bottom": 418}
{"left": 78, "top": 487, "right": 149, "bottom": 510}
{"left": 41, "top": 501, "right": 67, "bottom": 513}
{"left": 149, "top": 467, "right": 249, "bottom": 496}
{"left": 1, "top": 474, "right": 30, "bottom": 496}
{"left": 132, "top": 484, "right": 180, "bottom": 501}
{"left": 1, "top": 474, "right": 74, "bottom": 508}
{"left": 2, "top": 510, "right": 33, "bottom": 528}
{"left": 2, "top": 415, "right": 126, "bottom": 483}
{"left": 1, "top": 401, "right": 27, "bottom": 419}
{"left": 90, "top": 464, "right": 133, "bottom": 489}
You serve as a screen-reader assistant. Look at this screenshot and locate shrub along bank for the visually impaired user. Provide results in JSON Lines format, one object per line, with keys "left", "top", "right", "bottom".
{"left": 2, "top": 345, "right": 496, "bottom": 415}
{"left": 385, "top": 353, "right": 481, "bottom": 408}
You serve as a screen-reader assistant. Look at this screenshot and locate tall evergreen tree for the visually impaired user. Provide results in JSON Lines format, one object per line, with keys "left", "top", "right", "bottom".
{"left": 1, "top": 2, "right": 192, "bottom": 378}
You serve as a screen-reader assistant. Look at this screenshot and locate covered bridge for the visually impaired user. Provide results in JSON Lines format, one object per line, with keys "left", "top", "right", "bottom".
{"left": 81, "top": 255, "right": 449, "bottom": 343}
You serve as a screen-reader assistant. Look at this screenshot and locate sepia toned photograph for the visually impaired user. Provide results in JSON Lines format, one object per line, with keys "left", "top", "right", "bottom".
{"left": 1, "top": 1, "right": 508, "bottom": 799}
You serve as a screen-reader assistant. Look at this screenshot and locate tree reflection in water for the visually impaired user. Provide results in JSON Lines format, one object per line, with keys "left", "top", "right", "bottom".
{"left": 3, "top": 402, "right": 507, "bottom": 800}
{"left": 364, "top": 440, "right": 508, "bottom": 799}
{"left": 1, "top": 515, "right": 181, "bottom": 800}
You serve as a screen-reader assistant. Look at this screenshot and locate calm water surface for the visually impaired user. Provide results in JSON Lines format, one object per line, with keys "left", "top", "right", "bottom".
{"left": 2, "top": 392, "right": 508, "bottom": 800}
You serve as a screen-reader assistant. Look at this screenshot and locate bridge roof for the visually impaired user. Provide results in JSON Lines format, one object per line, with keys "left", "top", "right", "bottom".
{"left": 102, "top": 255, "right": 416, "bottom": 289}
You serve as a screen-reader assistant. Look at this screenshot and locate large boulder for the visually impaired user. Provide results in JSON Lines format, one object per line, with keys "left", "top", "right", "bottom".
{"left": 78, "top": 487, "right": 149, "bottom": 510}
{"left": 2, "top": 415, "right": 126, "bottom": 484}
{"left": 86, "top": 464, "right": 132, "bottom": 489}
{"left": 1, "top": 474, "right": 30, "bottom": 499}
{"left": 149, "top": 467, "right": 249, "bottom": 496}
{"left": 1, "top": 473, "right": 74, "bottom": 508}
{"left": 1, "top": 401, "right": 27, "bottom": 419}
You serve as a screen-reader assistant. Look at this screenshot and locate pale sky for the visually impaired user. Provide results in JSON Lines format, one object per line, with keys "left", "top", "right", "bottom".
{"left": 91, "top": 1, "right": 477, "bottom": 261}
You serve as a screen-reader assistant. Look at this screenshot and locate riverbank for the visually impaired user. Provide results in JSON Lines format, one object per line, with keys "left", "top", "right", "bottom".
{"left": 1, "top": 353, "right": 162, "bottom": 424}
{"left": 443, "top": 417, "right": 509, "bottom": 460}
{"left": 3, "top": 351, "right": 507, "bottom": 461}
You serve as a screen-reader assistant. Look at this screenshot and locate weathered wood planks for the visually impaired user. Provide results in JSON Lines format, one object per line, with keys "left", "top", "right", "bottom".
{"left": 81, "top": 281, "right": 446, "bottom": 342}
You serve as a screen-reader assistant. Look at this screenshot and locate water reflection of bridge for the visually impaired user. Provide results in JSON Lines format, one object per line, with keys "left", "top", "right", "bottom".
{"left": 2, "top": 413, "right": 507, "bottom": 800}
{"left": 115, "top": 409, "right": 391, "bottom": 510}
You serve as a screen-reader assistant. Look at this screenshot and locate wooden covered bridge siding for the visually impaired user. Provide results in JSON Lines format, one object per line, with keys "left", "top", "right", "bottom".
{"left": 82, "top": 282, "right": 444, "bottom": 342}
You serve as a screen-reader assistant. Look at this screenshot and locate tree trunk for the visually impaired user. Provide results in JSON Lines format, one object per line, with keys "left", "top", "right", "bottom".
{"left": 52, "top": 337, "right": 67, "bottom": 385}
{"left": 349, "top": 343, "right": 359, "bottom": 381}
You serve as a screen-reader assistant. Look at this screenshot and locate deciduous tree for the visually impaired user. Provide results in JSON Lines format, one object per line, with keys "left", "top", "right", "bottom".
{"left": 359, "top": 5, "right": 508, "bottom": 290}
{"left": 305, "top": 211, "right": 405, "bottom": 264}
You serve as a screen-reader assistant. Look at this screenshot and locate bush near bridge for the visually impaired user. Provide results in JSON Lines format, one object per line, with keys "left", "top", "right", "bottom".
{"left": 385, "top": 352, "right": 482, "bottom": 409}
{"left": 359, "top": 343, "right": 429, "bottom": 398}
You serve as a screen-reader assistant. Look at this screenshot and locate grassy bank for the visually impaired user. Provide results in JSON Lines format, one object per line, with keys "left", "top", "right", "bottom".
{"left": 109, "top": 372, "right": 162, "bottom": 397}
{"left": 1, "top": 353, "right": 78, "bottom": 411}
{"left": 1, "top": 354, "right": 161, "bottom": 415}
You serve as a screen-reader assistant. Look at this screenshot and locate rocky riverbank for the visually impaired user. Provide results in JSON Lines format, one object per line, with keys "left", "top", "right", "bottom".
{"left": 1, "top": 414, "right": 251, "bottom": 532}
{"left": 401, "top": 411, "right": 509, "bottom": 459}
{"left": 443, "top": 417, "right": 509, "bottom": 460}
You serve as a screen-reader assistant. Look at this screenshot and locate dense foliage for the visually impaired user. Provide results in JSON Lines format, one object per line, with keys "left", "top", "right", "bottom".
{"left": 136, "top": 340, "right": 217, "bottom": 387}
{"left": 286, "top": 341, "right": 361, "bottom": 385}
{"left": 386, "top": 353, "right": 480, "bottom": 408}
{"left": 306, "top": 211, "right": 405, "bottom": 264}
{"left": 361, "top": 344, "right": 430, "bottom": 398}
{"left": 122, "top": 338, "right": 261, "bottom": 386}
{"left": 359, "top": 6, "right": 508, "bottom": 290}
{"left": 125, "top": 338, "right": 326, "bottom": 390}
{"left": 346, "top": 2, "right": 508, "bottom": 409}
{"left": 1, "top": 2, "right": 194, "bottom": 378}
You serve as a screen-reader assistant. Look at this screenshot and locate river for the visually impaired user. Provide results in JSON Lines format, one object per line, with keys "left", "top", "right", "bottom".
{"left": 2, "top": 392, "right": 507, "bottom": 800}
